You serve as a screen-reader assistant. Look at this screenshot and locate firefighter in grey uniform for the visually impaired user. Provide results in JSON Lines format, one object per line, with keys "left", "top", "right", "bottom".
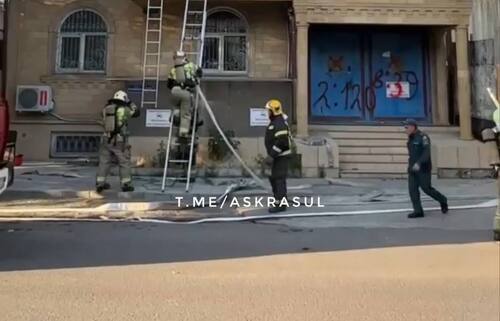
{"left": 481, "top": 107, "right": 500, "bottom": 241}
{"left": 96, "top": 90, "right": 140, "bottom": 193}
{"left": 264, "top": 99, "right": 292, "bottom": 213}
{"left": 404, "top": 119, "right": 448, "bottom": 218}
{"left": 167, "top": 51, "right": 203, "bottom": 139}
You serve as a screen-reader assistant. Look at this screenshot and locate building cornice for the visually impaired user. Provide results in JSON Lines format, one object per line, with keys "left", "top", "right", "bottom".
{"left": 293, "top": 0, "right": 472, "bottom": 26}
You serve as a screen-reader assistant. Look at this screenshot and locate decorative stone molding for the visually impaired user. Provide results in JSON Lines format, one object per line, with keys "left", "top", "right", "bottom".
{"left": 40, "top": 75, "right": 124, "bottom": 89}
{"left": 294, "top": 0, "right": 472, "bottom": 26}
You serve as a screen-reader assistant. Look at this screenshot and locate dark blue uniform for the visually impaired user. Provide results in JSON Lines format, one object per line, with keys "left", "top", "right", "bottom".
{"left": 407, "top": 130, "right": 447, "bottom": 215}
{"left": 265, "top": 115, "right": 292, "bottom": 204}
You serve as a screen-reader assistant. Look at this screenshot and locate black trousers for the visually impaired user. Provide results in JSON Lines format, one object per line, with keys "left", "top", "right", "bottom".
{"left": 269, "top": 156, "right": 289, "bottom": 203}
{"left": 408, "top": 170, "right": 447, "bottom": 214}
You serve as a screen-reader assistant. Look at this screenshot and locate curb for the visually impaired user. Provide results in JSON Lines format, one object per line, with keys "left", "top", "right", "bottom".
{"left": 0, "top": 199, "right": 495, "bottom": 225}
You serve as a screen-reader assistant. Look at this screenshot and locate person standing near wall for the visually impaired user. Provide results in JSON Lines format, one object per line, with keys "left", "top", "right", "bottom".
{"left": 264, "top": 99, "right": 292, "bottom": 213}
{"left": 404, "top": 119, "right": 448, "bottom": 218}
{"left": 96, "top": 90, "right": 140, "bottom": 193}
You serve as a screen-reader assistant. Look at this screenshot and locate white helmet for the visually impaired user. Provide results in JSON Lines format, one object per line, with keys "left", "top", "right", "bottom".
{"left": 113, "top": 90, "right": 128, "bottom": 103}
{"left": 175, "top": 50, "right": 186, "bottom": 58}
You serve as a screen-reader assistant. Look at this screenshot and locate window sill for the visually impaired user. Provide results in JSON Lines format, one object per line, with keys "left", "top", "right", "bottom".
{"left": 41, "top": 74, "right": 108, "bottom": 83}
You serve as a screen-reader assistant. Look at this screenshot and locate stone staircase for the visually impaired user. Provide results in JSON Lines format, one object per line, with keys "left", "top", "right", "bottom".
{"left": 310, "top": 125, "right": 459, "bottom": 178}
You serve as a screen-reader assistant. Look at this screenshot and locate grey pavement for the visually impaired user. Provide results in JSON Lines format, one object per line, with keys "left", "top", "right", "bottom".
{"left": 0, "top": 207, "right": 496, "bottom": 271}
{"left": 0, "top": 162, "right": 496, "bottom": 221}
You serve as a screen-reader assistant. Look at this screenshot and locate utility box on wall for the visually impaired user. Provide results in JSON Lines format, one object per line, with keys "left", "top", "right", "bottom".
{"left": 16, "top": 86, "right": 54, "bottom": 113}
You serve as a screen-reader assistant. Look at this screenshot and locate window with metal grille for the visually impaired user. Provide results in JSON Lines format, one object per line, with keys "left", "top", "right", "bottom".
{"left": 203, "top": 10, "right": 248, "bottom": 74}
{"left": 57, "top": 10, "right": 107, "bottom": 73}
{"left": 50, "top": 133, "right": 101, "bottom": 158}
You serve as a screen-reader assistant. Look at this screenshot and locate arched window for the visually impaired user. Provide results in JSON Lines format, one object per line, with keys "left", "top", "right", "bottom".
{"left": 57, "top": 10, "right": 107, "bottom": 73}
{"left": 203, "top": 10, "right": 247, "bottom": 73}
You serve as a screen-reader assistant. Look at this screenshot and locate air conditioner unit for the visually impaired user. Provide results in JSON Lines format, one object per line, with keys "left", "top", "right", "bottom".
{"left": 16, "top": 85, "right": 54, "bottom": 113}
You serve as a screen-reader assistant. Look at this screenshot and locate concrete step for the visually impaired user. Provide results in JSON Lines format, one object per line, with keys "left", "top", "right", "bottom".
{"left": 327, "top": 131, "right": 407, "bottom": 140}
{"left": 336, "top": 139, "right": 407, "bottom": 147}
{"left": 310, "top": 125, "right": 459, "bottom": 134}
{"left": 340, "top": 146, "right": 408, "bottom": 155}
{"left": 339, "top": 162, "right": 408, "bottom": 173}
{"left": 340, "top": 171, "right": 407, "bottom": 179}
{"left": 339, "top": 154, "right": 408, "bottom": 163}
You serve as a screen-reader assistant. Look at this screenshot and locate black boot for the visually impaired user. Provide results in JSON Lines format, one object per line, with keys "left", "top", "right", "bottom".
{"left": 440, "top": 202, "right": 449, "bottom": 214}
{"left": 407, "top": 212, "right": 424, "bottom": 219}
{"left": 268, "top": 206, "right": 287, "bottom": 214}
{"left": 121, "top": 184, "right": 134, "bottom": 193}
{"left": 96, "top": 182, "right": 111, "bottom": 193}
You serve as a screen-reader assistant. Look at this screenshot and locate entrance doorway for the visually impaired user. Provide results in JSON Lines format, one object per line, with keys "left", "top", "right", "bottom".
{"left": 309, "top": 25, "right": 430, "bottom": 124}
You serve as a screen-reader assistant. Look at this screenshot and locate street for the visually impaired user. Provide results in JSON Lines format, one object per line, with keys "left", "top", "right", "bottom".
{"left": 0, "top": 206, "right": 498, "bottom": 321}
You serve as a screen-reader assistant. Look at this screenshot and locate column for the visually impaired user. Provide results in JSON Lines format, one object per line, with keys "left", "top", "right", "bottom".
{"left": 295, "top": 22, "right": 309, "bottom": 137}
{"left": 496, "top": 3, "right": 500, "bottom": 98}
{"left": 433, "top": 28, "right": 449, "bottom": 125}
{"left": 455, "top": 25, "right": 473, "bottom": 140}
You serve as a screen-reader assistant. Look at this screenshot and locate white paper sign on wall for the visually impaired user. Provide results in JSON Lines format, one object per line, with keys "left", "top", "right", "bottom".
{"left": 386, "top": 81, "right": 410, "bottom": 99}
{"left": 146, "top": 109, "right": 171, "bottom": 128}
{"left": 250, "top": 108, "right": 270, "bottom": 127}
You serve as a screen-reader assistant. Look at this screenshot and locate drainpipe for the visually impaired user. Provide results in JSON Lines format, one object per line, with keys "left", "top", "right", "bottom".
{"left": 287, "top": 6, "right": 297, "bottom": 125}
{"left": 1, "top": 0, "right": 9, "bottom": 99}
{"left": 287, "top": 7, "right": 296, "bottom": 79}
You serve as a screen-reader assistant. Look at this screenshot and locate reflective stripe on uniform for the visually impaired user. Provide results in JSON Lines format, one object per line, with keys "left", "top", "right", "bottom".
{"left": 275, "top": 130, "right": 288, "bottom": 137}
{"left": 279, "top": 150, "right": 292, "bottom": 156}
{"left": 121, "top": 177, "right": 132, "bottom": 184}
{"left": 272, "top": 146, "right": 282, "bottom": 153}
{"left": 96, "top": 177, "right": 106, "bottom": 183}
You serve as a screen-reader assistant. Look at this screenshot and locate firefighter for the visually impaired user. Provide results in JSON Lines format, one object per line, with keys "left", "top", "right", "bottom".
{"left": 404, "top": 119, "right": 448, "bottom": 218}
{"left": 264, "top": 99, "right": 292, "bottom": 213}
{"left": 167, "top": 51, "right": 203, "bottom": 138}
{"left": 96, "top": 90, "right": 140, "bottom": 193}
{"left": 480, "top": 106, "right": 500, "bottom": 241}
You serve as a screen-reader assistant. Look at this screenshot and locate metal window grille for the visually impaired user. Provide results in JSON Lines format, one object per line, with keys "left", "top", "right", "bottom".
{"left": 50, "top": 133, "right": 101, "bottom": 158}
{"left": 203, "top": 11, "right": 247, "bottom": 73}
{"left": 57, "top": 10, "right": 107, "bottom": 73}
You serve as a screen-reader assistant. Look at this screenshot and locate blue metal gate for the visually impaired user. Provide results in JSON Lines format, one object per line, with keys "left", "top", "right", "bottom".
{"left": 309, "top": 26, "right": 429, "bottom": 123}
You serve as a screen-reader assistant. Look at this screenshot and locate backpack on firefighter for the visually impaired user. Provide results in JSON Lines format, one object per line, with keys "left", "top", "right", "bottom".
{"left": 102, "top": 90, "right": 138, "bottom": 144}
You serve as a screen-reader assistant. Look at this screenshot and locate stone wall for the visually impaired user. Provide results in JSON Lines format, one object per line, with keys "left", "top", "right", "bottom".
{"left": 470, "top": 0, "right": 500, "bottom": 124}
{"left": 6, "top": 0, "right": 291, "bottom": 161}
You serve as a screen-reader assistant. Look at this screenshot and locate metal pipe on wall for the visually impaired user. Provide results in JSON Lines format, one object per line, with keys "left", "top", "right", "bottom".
{"left": 287, "top": 6, "right": 297, "bottom": 126}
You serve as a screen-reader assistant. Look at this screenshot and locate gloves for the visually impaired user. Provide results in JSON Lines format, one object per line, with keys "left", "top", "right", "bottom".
{"left": 264, "top": 156, "right": 273, "bottom": 166}
{"left": 412, "top": 163, "right": 420, "bottom": 172}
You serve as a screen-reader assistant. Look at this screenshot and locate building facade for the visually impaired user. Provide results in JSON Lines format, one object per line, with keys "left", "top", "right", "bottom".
{"left": 5, "top": 0, "right": 495, "bottom": 177}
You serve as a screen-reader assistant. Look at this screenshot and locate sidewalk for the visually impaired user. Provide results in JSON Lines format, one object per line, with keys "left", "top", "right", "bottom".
{"left": 0, "top": 162, "right": 496, "bottom": 221}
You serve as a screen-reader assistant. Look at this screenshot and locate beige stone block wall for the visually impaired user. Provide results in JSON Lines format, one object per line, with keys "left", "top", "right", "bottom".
{"left": 8, "top": 0, "right": 289, "bottom": 116}
{"left": 11, "top": 123, "right": 102, "bottom": 161}
{"left": 433, "top": 135, "right": 493, "bottom": 170}
{"left": 8, "top": 0, "right": 290, "bottom": 161}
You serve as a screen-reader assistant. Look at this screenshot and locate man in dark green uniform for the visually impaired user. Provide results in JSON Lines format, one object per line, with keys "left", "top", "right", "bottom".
{"left": 264, "top": 99, "right": 292, "bottom": 213}
{"left": 404, "top": 119, "right": 448, "bottom": 218}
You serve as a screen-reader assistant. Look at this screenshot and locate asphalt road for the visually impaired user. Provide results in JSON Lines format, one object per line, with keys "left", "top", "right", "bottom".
{"left": 0, "top": 207, "right": 498, "bottom": 321}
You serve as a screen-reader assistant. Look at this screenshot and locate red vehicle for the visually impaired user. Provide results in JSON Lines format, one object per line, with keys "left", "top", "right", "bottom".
{"left": 0, "top": 0, "right": 12, "bottom": 194}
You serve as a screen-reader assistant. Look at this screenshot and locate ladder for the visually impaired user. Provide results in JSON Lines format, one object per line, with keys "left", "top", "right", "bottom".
{"left": 161, "top": 0, "right": 208, "bottom": 192}
{"left": 140, "top": 0, "right": 165, "bottom": 109}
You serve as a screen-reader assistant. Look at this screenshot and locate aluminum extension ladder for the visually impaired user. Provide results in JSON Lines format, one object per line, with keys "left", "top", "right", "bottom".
{"left": 161, "top": 0, "right": 208, "bottom": 192}
{"left": 140, "top": 0, "right": 164, "bottom": 109}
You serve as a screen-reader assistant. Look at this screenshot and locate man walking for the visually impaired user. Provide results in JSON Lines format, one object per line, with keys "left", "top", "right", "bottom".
{"left": 404, "top": 119, "right": 448, "bottom": 218}
{"left": 264, "top": 99, "right": 292, "bottom": 213}
{"left": 96, "top": 90, "right": 140, "bottom": 193}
